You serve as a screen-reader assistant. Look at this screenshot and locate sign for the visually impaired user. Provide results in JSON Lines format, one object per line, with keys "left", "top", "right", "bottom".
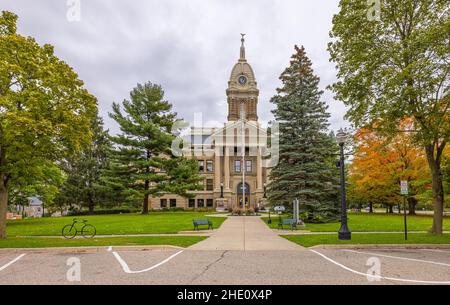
{"left": 400, "top": 181, "right": 408, "bottom": 195}
{"left": 274, "top": 206, "right": 285, "bottom": 212}
{"left": 401, "top": 181, "right": 409, "bottom": 241}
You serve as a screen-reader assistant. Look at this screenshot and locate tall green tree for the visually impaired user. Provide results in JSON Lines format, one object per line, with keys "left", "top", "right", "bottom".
{"left": 328, "top": 0, "right": 449, "bottom": 234}
{"left": 268, "top": 45, "right": 339, "bottom": 223}
{"left": 107, "top": 82, "right": 201, "bottom": 214}
{"left": 55, "top": 115, "right": 112, "bottom": 213}
{"left": 0, "top": 11, "right": 97, "bottom": 238}
{"left": 9, "top": 161, "right": 64, "bottom": 216}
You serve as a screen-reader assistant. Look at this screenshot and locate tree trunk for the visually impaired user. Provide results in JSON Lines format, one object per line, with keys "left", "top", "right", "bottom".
{"left": 369, "top": 203, "right": 373, "bottom": 213}
{"left": 142, "top": 180, "right": 150, "bottom": 215}
{"left": 142, "top": 149, "right": 151, "bottom": 215}
{"left": 425, "top": 144, "right": 445, "bottom": 235}
{"left": 143, "top": 193, "right": 149, "bottom": 214}
{"left": 0, "top": 179, "right": 8, "bottom": 239}
{"left": 397, "top": 203, "right": 401, "bottom": 214}
{"left": 88, "top": 194, "right": 95, "bottom": 214}
{"left": 388, "top": 205, "right": 393, "bottom": 214}
{"left": 408, "top": 198, "right": 417, "bottom": 215}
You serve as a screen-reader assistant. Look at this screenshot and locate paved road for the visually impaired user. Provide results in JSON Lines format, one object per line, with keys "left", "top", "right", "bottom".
{"left": 1, "top": 217, "right": 450, "bottom": 285}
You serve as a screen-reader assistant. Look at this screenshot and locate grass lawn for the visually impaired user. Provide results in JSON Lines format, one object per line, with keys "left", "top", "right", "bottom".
{"left": 6, "top": 212, "right": 226, "bottom": 237}
{"left": 263, "top": 213, "right": 450, "bottom": 232}
{"left": 0, "top": 236, "right": 206, "bottom": 249}
{"left": 283, "top": 233, "right": 450, "bottom": 248}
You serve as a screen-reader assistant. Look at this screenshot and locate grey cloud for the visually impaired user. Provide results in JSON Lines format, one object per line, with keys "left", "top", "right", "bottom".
{"left": 2, "top": 0, "right": 350, "bottom": 134}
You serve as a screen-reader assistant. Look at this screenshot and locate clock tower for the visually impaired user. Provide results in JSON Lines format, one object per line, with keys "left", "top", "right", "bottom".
{"left": 227, "top": 34, "right": 259, "bottom": 122}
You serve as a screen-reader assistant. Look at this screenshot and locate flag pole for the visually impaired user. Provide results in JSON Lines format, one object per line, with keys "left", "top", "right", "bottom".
{"left": 241, "top": 102, "right": 246, "bottom": 212}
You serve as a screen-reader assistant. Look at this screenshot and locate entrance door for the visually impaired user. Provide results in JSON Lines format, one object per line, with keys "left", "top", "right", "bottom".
{"left": 237, "top": 183, "right": 250, "bottom": 208}
{"left": 238, "top": 195, "right": 250, "bottom": 208}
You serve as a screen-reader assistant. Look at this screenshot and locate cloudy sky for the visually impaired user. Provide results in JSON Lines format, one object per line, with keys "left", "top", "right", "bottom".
{"left": 2, "top": 0, "right": 348, "bottom": 133}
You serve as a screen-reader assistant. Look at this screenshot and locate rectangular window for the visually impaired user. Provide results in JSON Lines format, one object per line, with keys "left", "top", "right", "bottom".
{"left": 160, "top": 199, "right": 167, "bottom": 208}
{"left": 197, "top": 199, "right": 205, "bottom": 208}
{"left": 207, "top": 199, "right": 214, "bottom": 208}
{"left": 246, "top": 160, "right": 252, "bottom": 173}
{"left": 198, "top": 160, "right": 205, "bottom": 172}
{"left": 170, "top": 199, "right": 177, "bottom": 208}
{"left": 188, "top": 199, "right": 195, "bottom": 208}
{"left": 206, "top": 179, "right": 214, "bottom": 191}
{"left": 206, "top": 160, "right": 213, "bottom": 172}
{"left": 235, "top": 160, "right": 241, "bottom": 173}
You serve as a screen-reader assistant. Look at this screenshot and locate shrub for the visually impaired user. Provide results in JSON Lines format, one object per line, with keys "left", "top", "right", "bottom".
{"left": 156, "top": 208, "right": 186, "bottom": 212}
{"left": 68, "top": 208, "right": 140, "bottom": 216}
{"left": 232, "top": 208, "right": 243, "bottom": 216}
{"left": 195, "top": 208, "right": 216, "bottom": 213}
{"left": 246, "top": 208, "right": 255, "bottom": 216}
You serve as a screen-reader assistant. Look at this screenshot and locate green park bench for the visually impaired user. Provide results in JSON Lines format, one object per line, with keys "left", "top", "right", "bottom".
{"left": 278, "top": 218, "right": 297, "bottom": 231}
{"left": 193, "top": 219, "right": 213, "bottom": 231}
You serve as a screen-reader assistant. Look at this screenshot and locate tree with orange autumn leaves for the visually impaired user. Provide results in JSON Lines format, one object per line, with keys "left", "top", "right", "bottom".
{"left": 348, "top": 119, "right": 444, "bottom": 214}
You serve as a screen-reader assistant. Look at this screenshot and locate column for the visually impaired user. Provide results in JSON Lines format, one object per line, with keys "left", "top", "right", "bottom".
{"left": 257, "top": 147, "right": 263, "bottom": 191}
{"left": 224, "top": 147, "right": 230, "bottom": 191}
{"left": 215, "top": 147, "right": 221, "bottom": 190}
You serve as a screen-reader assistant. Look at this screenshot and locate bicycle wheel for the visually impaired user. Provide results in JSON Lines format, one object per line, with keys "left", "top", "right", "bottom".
{"left": 81, "top": 224, "right": 96, "bottom": 238}
{"left": 62, "top": 225, "right": 77, "bottom": 239}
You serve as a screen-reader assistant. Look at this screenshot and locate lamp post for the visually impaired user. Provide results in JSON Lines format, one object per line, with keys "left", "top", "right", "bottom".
{"left": 337, "top": 129, "right": 351, "bottom": 240}
{"left": 220, "top": 183, "right": 224, "bottom": 198}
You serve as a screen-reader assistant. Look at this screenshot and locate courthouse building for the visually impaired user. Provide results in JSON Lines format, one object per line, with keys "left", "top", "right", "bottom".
{"left": 150, "top": 36, "right": 273, "bottom": 211}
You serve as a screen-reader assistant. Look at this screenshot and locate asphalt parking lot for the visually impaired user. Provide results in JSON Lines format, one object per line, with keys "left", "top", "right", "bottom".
{"left": 1, "top": 246, "right": 450, "bottom": 285}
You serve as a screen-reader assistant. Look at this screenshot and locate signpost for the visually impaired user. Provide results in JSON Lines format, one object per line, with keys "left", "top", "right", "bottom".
{"left": 293, "top": 199, "right": 298, "bottom": 225}
{"left": 401, "top": 181, "right": 408, "bottom": 240}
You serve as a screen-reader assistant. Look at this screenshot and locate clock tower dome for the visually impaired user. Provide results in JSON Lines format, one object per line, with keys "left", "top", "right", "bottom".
{"left": 226, "top": 34, "right": 259, "bottom": 122}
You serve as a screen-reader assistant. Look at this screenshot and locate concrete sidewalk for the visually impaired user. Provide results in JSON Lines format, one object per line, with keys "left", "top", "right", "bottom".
{"left": 189, "top": 216, "right": 303, "bottom": 251}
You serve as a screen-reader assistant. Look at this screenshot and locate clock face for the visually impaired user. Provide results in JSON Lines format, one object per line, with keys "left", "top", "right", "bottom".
{"left": 238, "top": 75, "right": 247, "bottom": 85}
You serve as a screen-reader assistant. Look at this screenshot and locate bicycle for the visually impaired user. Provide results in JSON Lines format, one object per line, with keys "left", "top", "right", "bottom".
{"left": 62, "top": 219, "right": 97, "bottom": 239}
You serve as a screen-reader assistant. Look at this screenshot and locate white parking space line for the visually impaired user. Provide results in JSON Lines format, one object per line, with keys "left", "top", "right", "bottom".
{"left": 310, "top": 249, "right": 450, "bottom": 284}
{"left": 112, "top": 250, "right": 184, "bottom": 274}
{"left": 343, "top": 249, "right": 450, "bottom": 268}
{"left": 0, "top": 254, "right": 26, "bottom": 272}
{"left": 420, "top": 249, "right": 450, "bottom": 254}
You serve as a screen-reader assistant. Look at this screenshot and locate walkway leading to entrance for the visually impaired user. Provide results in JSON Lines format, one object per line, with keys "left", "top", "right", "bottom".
{"left": 189, "top": 216, "right": 303, "bottom": 251}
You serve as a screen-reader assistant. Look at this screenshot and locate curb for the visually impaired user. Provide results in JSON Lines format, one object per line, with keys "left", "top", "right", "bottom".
{"left": 0, "top": 245, "right": 185, "bottom": 254}
{"left": 15, "top": 233, "right": 213, "bottom": 238}
{"left": 309, "top": 244, "right": 450, "bottom": 250}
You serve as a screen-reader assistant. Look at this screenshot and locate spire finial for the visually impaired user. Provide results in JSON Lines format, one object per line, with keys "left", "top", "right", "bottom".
{"left": 240, "top": 33, "right": 246, "bottom": 60}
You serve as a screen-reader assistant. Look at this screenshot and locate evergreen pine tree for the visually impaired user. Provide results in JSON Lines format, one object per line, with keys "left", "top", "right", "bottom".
{"left": 268, "top": 45, "right": 339, "bottom": 223}
{"left": 55, "top": 114, "right": 112, "bottom": 213}
{"left": 106, "top": 82, "right": 202, "bottom": 214}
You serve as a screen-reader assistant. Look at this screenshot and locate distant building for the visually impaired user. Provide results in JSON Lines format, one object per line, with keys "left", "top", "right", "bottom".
{"left": 16, "top": 197, "right": 45, "bottom": 218}
{"left": 150, "top": 35, "right": 273, "bottom": 211}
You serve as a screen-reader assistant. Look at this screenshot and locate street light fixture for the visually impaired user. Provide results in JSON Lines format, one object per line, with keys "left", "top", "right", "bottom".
{"left": 337, "top": 128, "right": 351, "bottom": 240}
